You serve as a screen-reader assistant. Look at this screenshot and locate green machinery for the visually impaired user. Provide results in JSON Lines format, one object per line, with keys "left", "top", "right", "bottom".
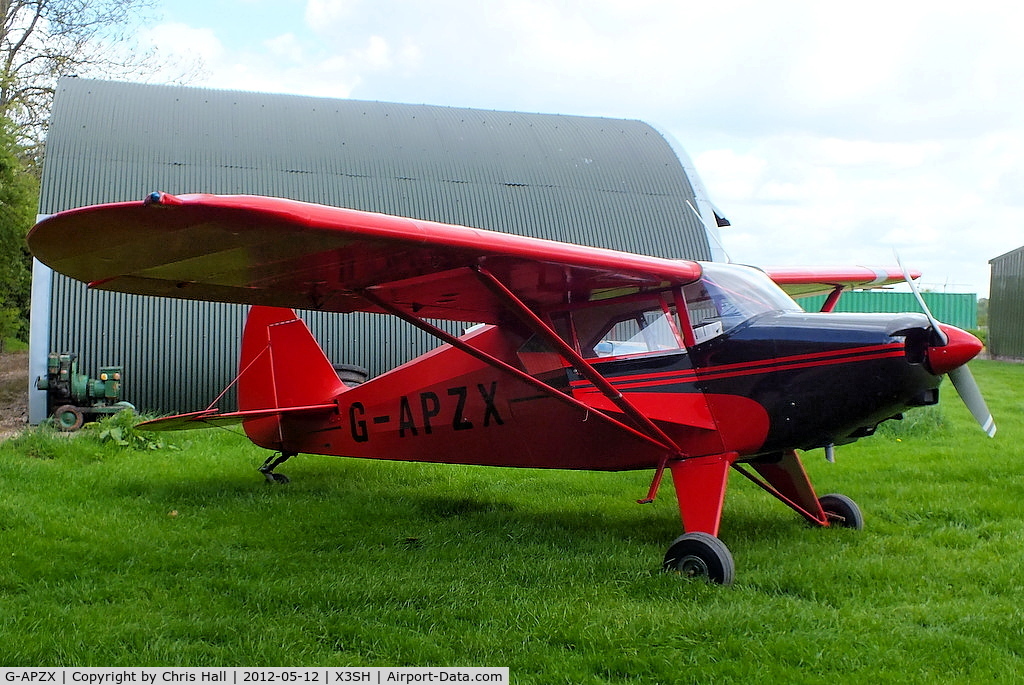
{"left": 36, "top": 352, "right": 135, "bottom": 431}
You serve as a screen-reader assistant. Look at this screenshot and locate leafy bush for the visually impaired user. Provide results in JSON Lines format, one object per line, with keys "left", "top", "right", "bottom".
{"left": 0, "top": 307, "right": 22, "bottom": 349}
{"left": 6, "top": 409, "right": 172, "bottom": 458}
{"left": 83, "top": 409, "right": 171, "bottom": 451}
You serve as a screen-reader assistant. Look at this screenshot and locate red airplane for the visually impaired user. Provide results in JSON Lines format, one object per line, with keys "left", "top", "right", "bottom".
{"left": 28, "top": 192, "right": 995, "bottom": 585}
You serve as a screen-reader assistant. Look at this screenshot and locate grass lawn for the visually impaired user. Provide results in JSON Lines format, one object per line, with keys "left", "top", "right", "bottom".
{"left": 1, "top": 360, "right": 1022, "bottom": 681}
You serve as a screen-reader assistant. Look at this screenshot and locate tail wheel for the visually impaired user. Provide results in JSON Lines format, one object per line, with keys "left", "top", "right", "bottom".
{"left": 819, "top": 493, "right": 864, "bottom": 530}
{"left": 663, "top": 532, "right": 735, "bottom": 586}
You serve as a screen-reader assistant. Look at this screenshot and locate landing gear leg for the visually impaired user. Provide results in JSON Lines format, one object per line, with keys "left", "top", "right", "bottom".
{"left": 663, "top": 454, "right": 738, "bottom": 585}
{"left": 259, "top": 451, "right": 296, "bottom": 484}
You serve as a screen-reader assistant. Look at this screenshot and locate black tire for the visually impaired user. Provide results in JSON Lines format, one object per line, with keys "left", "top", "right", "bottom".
{"left": 54, "top": 404, "right": 84, "bottom": 432}
{"left": 663, "top": 532, "right": 735, "bottom": 586}
{"left": 819, "top": 493, "right": 864, "bottom": 530}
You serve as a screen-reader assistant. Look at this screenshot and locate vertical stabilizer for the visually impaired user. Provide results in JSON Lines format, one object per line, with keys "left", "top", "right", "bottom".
{"left": 238, "top": 306, "right": 344, "bottom": 448}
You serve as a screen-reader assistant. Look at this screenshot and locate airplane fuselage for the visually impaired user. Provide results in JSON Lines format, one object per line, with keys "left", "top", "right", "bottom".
{"left": 262, "top": 309, "right": 945, "bottom": 471}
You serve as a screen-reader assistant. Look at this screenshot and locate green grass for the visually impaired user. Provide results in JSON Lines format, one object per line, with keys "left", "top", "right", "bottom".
{"left": 1, "top": 360, "right": 1023, "bottom": 681}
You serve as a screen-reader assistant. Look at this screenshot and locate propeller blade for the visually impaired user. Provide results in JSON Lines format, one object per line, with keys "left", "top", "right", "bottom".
{"left": 948, "top": 365, "right": 997, "bottom": 437}
{"left": 897, "top": 252, "right": 993, "bottom": 436}
{"left": 896, "top": 253, "right": 948, "bottom": 345}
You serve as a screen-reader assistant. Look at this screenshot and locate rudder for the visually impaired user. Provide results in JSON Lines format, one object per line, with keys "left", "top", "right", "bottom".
{"left": 238, "top": 306, "right": 344, "bottom": 447}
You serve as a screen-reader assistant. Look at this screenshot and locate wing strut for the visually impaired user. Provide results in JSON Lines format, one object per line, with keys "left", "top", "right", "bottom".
{"left": 820, "top": 286, "right": 844, "bottom": 313}
{"left": 472, "top": 266, "right": 687, "bottom": 459}
{"left": 355, "top": 288, "right": 673, "bottom": 454}
{"left": 471, "top": 267, "right": 686, "bottom": 502}
{"left": 731, "top": 458, "right": 828, "bottom": 526}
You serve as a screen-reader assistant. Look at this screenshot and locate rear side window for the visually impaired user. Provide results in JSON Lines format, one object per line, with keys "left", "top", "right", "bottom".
{"left": 567, "top": 293, "right": 684, "bottom": 359}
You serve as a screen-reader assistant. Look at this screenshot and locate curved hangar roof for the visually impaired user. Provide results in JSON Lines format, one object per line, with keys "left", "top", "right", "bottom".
{"left": 36, "top": 77, "right": 717, "bottom": 414}
{"left": 41, "top": 78, "right": 713, "bottom": 258}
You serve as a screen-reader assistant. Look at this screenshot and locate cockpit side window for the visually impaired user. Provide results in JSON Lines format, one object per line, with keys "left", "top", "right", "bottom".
{"left": 568, "top": 292, "right": 685, "bottom": 360}
{"left": 530, "top": 264, "right": 802, "bottom": 365}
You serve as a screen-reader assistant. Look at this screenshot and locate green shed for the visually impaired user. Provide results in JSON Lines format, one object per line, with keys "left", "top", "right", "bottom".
{"left": 797, "top": 290, "right": 978, "bottom": 331}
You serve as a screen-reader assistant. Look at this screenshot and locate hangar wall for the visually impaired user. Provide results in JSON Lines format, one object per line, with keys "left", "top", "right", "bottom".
{"left": 988, "top": 247, "right": 1024, "bottom": 359}
{"left": 32, "top": 77, "right": 717, "bottom": 419}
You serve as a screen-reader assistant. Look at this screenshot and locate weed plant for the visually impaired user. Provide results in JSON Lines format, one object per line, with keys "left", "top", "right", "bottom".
{"left": 0, "top": 361, "right": 1022, "bottom": 681}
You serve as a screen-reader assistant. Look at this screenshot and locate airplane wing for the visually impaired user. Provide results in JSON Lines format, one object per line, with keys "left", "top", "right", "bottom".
{"left": 28, "top": 193, "right": 704, "bottom": 324}
{"left": 765, "top": 266, "right": 917, "bottom": 299}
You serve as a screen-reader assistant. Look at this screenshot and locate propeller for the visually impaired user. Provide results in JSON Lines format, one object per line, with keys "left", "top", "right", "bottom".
{"left": 949, "top": 365, "right": 997, "bottom": 437}
{"left": 897, "top": 254, "right": 996, "bottom": 437}
{"left": 897, "top": 255, "right": 948, "bottom": 346}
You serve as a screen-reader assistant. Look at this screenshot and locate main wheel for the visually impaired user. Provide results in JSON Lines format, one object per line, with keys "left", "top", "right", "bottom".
{"left": 663, "top": 532, "right": 735, "bottom": 585}
{"left": 54, "top": 404, "right": 84, "bottom": 432}
{"left": 819, "top": 493, "right": 864, "bottom": 530}
{"left": 332, "top": 363, "right": 369, "bottom": 387}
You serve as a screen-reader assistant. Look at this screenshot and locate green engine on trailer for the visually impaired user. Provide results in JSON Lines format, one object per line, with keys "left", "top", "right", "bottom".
{"left": 36, "top": 352, "right": 135, "bottom": 431}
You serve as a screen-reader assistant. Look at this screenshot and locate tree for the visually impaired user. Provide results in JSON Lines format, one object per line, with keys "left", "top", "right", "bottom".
{"left": 0, "top": 114, "right": 37, "bottom": 344}
{"left": 0, "top": 0, "right": 161, "bottom": 156}
{"left": 0, "top": 0, "right": 197, "bottom": 345}
{"left": 0, "top": 1, "right": 198, "bottom": 344}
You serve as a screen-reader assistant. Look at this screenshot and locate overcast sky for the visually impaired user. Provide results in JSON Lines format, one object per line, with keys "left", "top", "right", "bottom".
{"left": 139, "top": 0, "right": 1024, "bottom": 297}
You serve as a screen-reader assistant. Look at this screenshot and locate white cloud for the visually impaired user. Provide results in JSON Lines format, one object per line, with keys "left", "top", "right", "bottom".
{"left": 139, "top": 21, "right": 225, "bottom": 67}
{"left": 264, "top": 33, "right": 305, "bottom": 63}
{"left": 304, "top": 0, "right": 358, "bottom": 28}
{"left": 695, "top": 131, "right": 1023, "bottom": 294}
{"left": 144, "top": 0, "right": 1024, "bottom": 295}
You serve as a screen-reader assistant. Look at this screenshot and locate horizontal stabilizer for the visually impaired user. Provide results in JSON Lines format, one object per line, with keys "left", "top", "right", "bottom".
{"left": 139, "top": 403, "right": 338, "bottom": 432}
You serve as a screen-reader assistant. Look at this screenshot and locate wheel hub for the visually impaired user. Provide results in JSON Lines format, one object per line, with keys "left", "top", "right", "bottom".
{"left": 678, "top": 555, "right": 710, "bottom": 579}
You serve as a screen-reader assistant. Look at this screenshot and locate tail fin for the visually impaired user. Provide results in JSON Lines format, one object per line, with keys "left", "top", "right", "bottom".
{"left": 239, "top": 306, "right": 344, "bottom": 447}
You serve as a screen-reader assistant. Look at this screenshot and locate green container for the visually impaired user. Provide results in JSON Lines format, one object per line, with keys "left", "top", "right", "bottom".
{"left": 796, "top": 291, "right": 977, "bottom": 330}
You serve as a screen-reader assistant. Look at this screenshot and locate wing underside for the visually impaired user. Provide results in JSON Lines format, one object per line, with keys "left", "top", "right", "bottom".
{"left": 29, "top": 193, "right": 704, "bottom": 323}
{"left": 766, "top": 265, "right": 917, "bottom": 298}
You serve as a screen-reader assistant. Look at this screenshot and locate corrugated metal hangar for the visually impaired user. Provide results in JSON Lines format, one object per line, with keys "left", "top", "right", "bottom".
{"left": 30, "top": 77, "right": 722, "bottom": 421}
{"left": 988, "top": 247, "right": 1024, "bottom": 359}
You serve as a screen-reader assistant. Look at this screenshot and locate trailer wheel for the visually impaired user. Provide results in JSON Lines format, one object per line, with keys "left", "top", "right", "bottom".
{"left": 54, "top": 405, "right": 84, "bottom": 432}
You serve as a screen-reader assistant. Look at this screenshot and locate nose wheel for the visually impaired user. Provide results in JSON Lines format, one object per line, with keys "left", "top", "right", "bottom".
{"left": 818, "top": 493, "right": 864, "bottom": 530}
{"left": 663, "top": 532, "right": 735, "bottom": 586}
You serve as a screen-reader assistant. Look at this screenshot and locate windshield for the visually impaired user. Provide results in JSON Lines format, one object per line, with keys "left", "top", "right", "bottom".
{"left": 684, "top": 263, "right": 802, "bottom": 340}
